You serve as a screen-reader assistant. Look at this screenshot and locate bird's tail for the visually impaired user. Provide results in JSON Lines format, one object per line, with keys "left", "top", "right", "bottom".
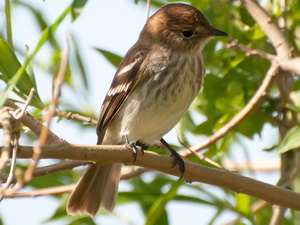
{"left": 67, "top": 163, "right": 122, "bottom": 217}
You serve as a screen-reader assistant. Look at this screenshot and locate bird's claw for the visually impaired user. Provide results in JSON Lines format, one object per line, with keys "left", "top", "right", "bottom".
{"left": 170, "top": 150, "right": 185, "bottom": 179}
{"left": 160, "top": 138, "right": 185, "bottom": 179}
{"left": 124, "top": 136, "right": 146, "bottom": 163}
{"left": 126, "top": 142, "right": 144, "bottom": 163}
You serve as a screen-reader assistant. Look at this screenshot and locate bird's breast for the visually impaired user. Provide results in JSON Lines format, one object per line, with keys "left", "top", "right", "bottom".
{"left": 111, "top": 51, "right": 205, "bottom": 145}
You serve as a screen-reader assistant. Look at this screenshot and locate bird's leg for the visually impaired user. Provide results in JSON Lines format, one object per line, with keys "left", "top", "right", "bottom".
{"left": 124, "top": 135, "right": 147, "bottom": 163}
{"left": 160, "top": 138, "right": 185, "bottom": 179}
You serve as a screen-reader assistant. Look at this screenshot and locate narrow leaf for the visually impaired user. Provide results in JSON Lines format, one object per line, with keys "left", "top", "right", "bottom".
{"left": 94, "top": 48, "right": 122, "bottom": 68}
{"left": 0, "top": 39, "right": 43, "bottom": 108}
{"left": 278, "top": 125, "right": 300, "bottom": 153}
{"left": 145, "top": 180, "right": 183, "bottom": 225}
{"left": 71, "top": 0, "right": 88, "bottom": 21}
{"left": 30, "top": 6, "right": 70, "bottom": 59}
{"left": 5, "top": 0, "right": 13, "bottom": 48}
{"left": 71, "top": 35, "right": 88, "bottom": 89}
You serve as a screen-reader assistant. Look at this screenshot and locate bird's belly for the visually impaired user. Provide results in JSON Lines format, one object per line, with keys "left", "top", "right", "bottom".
{"left": 120, "top": 72, "right": 201, "bottom": 145}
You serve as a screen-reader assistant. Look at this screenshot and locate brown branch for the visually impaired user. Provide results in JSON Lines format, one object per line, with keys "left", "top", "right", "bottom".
{"left": 4, "top": 167, "right": 150, "bottom": 198}
{"left": 239, "top": 0, "right": 300, "bottom": 76}
{"left": 183, "top": 64, "right": 279, "bottom": 155}
{"left": 226, "top": 39, "right": 275, "bottom": 61}
{"left": 0, "top": 108, "right": 14, "bottom": 174}
{"left": 241, "top": 0, "right": 292, "bottom": 58}
{"left": 5, "top": 184, "right": 76, "bottom": 198}
{"left": 227, "top": 40, "right": 300, "bottom": 76}
{"left": 4, "top": 99, "right": 65, "bottom": 146}
{"left": 276, "top": 72, "right": 298, "bottom": 125}
{"left": 2, "top": 144, "right": 300, "bottom": 211}
{"left": 3, "top": 88, "right": 35, "bottom": 191}
{"left": 34, "top": 160, "right": 92, "bottom": 176}
{"left": 278, "top": 57, "right": 300, "bottom": 75}
{"left": 0, "top": 160, "right": 93, "bottom": 183}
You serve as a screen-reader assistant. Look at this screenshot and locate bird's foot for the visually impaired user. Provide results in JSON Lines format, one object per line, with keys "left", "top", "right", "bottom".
{"left": 124, "top": 136, "right": 146, "bottom": 163}
{"left": 160, "top": 138, "right": 185, "bottom": 179}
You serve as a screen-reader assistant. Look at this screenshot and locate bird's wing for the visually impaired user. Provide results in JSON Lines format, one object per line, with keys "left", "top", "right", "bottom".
{"left": 96, "top": 44, "right": 148, "bottom": 144}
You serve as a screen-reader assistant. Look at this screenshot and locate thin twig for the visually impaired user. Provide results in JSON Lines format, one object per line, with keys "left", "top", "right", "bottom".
{"left": 56, "top": 110, "right": 97, "bottom": 126}
{"left": 176, "top": 131, "right": 225, "bottom": 170}
{"left": 4, "top": 89, "right": 35, "bottom": 190}
{"left": 0, "top": 108, "right": 13, "bottom": 197}
{"left": 5, "top": 142, "right": 18, "bottom": 188}
{"left": 5, "top": 166, "right": 150, "bottom": 198}
{"left": 146, "top": 0, "right": 151, "bottom": 19}
{"left": 23, "top": 38, "right": 70, "bottom": 185}
{"left": 13, "top": 88, "right": 35, "bottom": 120}
{"left": 182, "top": 64, "right": 279, "bottom": 155}
{"left": 0, "top": 160, "right": 93, "bottom": 183}
{"left": 0, "top": 108, "right": 13, "bottom": 174}
{"left": 5, "top": 184, "right": 76, "bottom": 198}
{"left": 226, "top": 39, "right": 275, "bottom": 61}
{"left": 4, "top": 100, "right": 65, "bottom": 146}
{"left": 0, "top": 106, "right": 22, "bottom": 196}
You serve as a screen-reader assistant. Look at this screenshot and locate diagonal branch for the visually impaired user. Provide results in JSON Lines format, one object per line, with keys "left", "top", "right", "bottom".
{"left": 240, "top": 0, "right": 292, "bottom": 58}
{"left": 183, "top": 64, "right": 279, "bottom": 155}
{"left": 2, "top": 144, "right": 300, "bottom": 211}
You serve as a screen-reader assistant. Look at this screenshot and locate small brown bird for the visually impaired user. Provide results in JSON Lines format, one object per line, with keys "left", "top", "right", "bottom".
{"left": 67, "top": 3, "right": 227, "bottom": 217}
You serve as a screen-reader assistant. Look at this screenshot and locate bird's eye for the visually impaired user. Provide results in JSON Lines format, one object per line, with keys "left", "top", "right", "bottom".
{"left": 181, "top": 30, "right": 194, "bottom": 38}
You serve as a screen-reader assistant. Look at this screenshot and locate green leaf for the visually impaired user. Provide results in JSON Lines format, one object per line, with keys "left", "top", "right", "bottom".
{"left": 15, "top": 1, "right": 61, "bottom": 50}
{"left": 94, "top": 48, "right": 123, "bottom": 68}
{"left": 203, "top": 74, "right": 226, "bottom": 101}
{"left": 236, "top": 193, "right": 251, "bottom": 215}
{"left": 71, "top": 0, "right": 88, "bottom": 21}
{"left": 285, "top": 103, "right": 300, "bottom": 113}
{"left": 180, "top": 111, "right": 196, "bottom": 133}
{"left": 278, "top": 125, "right": 300, "bottom": 153}
{"left": 145, "top": 180, "right": 183, "bottom": 225}
{"left": 5, "top": 0, "right": 13, "bottom": 48}
{"left": 0, "top": 4, "right": 71, "bottom": 108}
{"left": 30, "top": 6, "right": 70, "bottom": 59}
{"left": 71, "top": 35, "right": 89, "bottom": 89}
{"left": 239, "top": 7, "right": 255, "bottom": 27}
{"left": 237, "top": 113, "right": 265, "bottom": 139}
{"left": 0, "top": 39, "right": 44, "bottom": 108}
{"left": 194, "top": 120, "right": 214, "bottom": 135}
{"left": 25, "top": 45, "right": 38, "bottom": 91}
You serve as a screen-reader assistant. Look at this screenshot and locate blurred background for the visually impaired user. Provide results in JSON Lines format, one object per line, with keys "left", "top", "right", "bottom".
{"left": 1, "top": 0, "right": 299, "bottom": 224}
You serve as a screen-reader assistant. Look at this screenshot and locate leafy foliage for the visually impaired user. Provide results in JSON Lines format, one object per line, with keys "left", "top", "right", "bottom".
{"left": 1, "top": 0, "right": 300, "bottom": 224}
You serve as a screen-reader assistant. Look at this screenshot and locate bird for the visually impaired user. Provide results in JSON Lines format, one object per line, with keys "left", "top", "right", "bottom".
{"left": 67, "top": 3, "right": 227, "bottom": 217}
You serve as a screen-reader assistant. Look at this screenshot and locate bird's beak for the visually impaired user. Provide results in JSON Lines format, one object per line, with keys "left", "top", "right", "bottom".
{"left": 210, "top": 27, "right": 228, "bottom": 37}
